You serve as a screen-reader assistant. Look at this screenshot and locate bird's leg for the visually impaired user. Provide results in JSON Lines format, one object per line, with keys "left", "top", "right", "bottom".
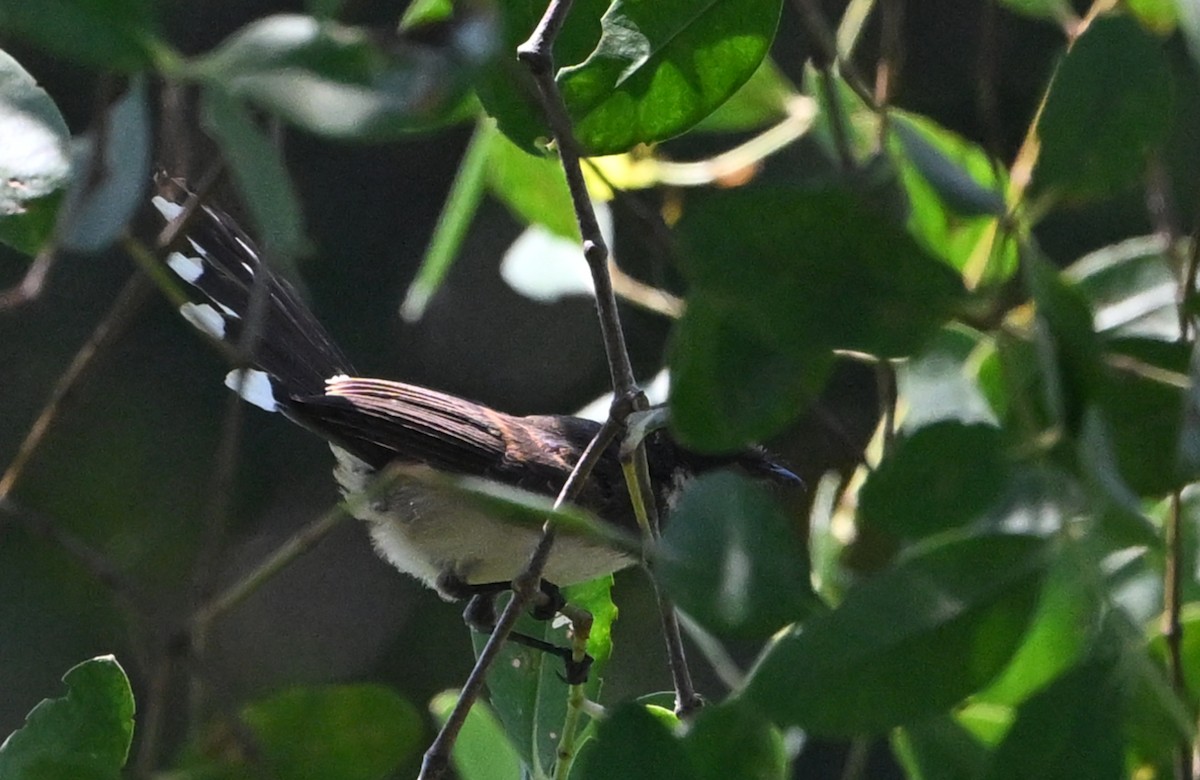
{"left": 447, "top": 578, "right": 594, "bottom": 684}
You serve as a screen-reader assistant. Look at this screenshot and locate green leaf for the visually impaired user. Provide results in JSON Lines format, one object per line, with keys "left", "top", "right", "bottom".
{"left": 681, "top": 702, "right": 788, "bottom": 780}
{"left": 402, "top": 119, "right": 494, "bottom": 321}
{"left": 888, "top": 112, "right": 1015, "bottom": 284}
{"left": 1065, "top": 234, "right": 1178, "bottom": 340}
{"left": 690, "top": 56, "right": 795, "bottom": 133}
{"left": 199, "top": 87, "right": 308, "bottom": 260}
{"left": 574, "top": 703, "right": 696, "bottom": 780}
{"left": 237, "top": 685, "right": 422, "bottom": 780}
{"left": 0, "top": 656, "right": 134, "bottom": 780}
{"left": 0, "top": 0, "right": 164, "bottom": 72}
{"left": 558, "top": 0, "right": 784, "bottom": 155}
{"left": 985, "top": 659, "right": 1124, "bottom": 780}
{"left": 742, "top": 534, "right": 1047, "bottom": 735}
{"left": 657, "top": 472, "right": 818, "bottom": 639}
{"left": 429, "top": 692, "right": 522, "bottom": 780}
{"left": 669, "top": 296, "right": 833, "bottom": 451}
{"left": 474, "top": 578, "right": 618, "bottom": 776}
{"left": 59, "top": 78, "right": 151, "bottom": 253}
{"left": 485, "top": 127, "right": 578, "bottom": 240}
{"left": 192, "top": 14, "right": 475, "bottom": 141}
{"left": 859, "top": 422, "right": 1009, "bottom": 540}
{"left": 1035, "top": 15, "right": 1172, "bottom": 201}
{"left": 974, "top": 538, "right": 1104, "bottom": 707}
{"left": 898, "top": 325, "right": 998, "bottom": 430}
{"left": 891, "top": 715, "right": 989, "bottom": 780}
{"left": 670, "top": 187, "right": 964, "bottom": 451}
{"left": 1098, "top": 336, "right": 1194, "bottom": 496}
{"left": 0, "top": 48, "right": 70, "bottom": 256}
{"left": 473, "top": 0, "right": 610, "bottom": 151}
{"left": 891, "top": 113, "right": 1004, "bottom": 218}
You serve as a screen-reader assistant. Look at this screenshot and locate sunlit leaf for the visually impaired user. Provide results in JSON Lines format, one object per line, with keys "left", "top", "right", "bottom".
{"left": 558, "top": 0, "right": 783, "bottom": 155}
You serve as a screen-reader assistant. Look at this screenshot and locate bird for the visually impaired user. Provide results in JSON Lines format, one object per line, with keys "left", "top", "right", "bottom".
{"left": 149, "top": 173, "right": 800, "bottom": 671}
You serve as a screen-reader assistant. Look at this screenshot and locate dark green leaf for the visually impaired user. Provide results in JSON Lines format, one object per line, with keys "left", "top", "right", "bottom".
{"left": 0, "top": 656, "right": 134, "bottom": 780}
{"left": 1035, "top": 16, "right": 1172, "bottom": 201}
{"left": 429, "top": 692, "right": 522, "bottom": 780}
{"left": 657, "top": 472, "right": 818, "bottom": 639}
{"left": 859, "top": 422, "right": 1009, "bottom": 540}
{"left": 681, "top": 702, "right": 788, "bottom": 780}
{"left": 558, "top": 0, "right": 783, "bottom": 155}
{"left": 473, "top": 0, "right": 609, "bottom": 151}
{"left": 59, "top": 79, "right": 150, "bottom": 253}
{"left": 239, "top": 685, "right": 422, "bottom": 780}
{"left": 743, "top": 534, "right": 1047, "bottom": 735}
{"left": 669, "top": 296, "right": 833, "bottom": 451}
{"left": 0, "top": 0, "right": 163, "bottom": 71}
{"left": 670, "top": 187, "right": 964, "bottom": 451}
{"left": 200, "top": 87, "right": 308, "bottom": 260}
{"left": 1105, "top": 611, "right": 1194, "bottom": 771}
{"left": 1098, "top": 336, "right": 1193, "bottom": 496}
{"left": 0, "top": 48, "right": 70, "bottom": 256}
{"left": 891, "top": 715, "right": 989, "bottom": 780}
{"left": 1065, "top": 234, "right": 1178, "bottom": 340}
{"left": 574, "top": 703, "right": 696, "bottom": 780}
{"left": 986, "top": 659, "right": 1123, "bottom": 780}
{"left": 193, "top": 15, "right": 475, "bottom": 141}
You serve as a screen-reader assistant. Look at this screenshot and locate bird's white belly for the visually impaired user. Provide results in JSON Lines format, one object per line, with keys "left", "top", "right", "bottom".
{"left": 332, "top": 448, "right": 634, "bottom": 597}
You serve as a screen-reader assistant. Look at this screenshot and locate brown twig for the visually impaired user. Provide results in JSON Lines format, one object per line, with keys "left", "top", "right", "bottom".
{"left": 419, "top": 415, "right": 625, "bottom": 779}
{"left": 0, "top": 273, "right": 152, "bottom": 499}
{"left": 1147, "top": 156, "right": 1197, "bottom": 780}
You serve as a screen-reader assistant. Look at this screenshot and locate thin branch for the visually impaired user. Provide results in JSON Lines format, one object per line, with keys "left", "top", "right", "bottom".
{"left": 0, "top": 244, "right": 58, "bottom": 309}
{"left": 420, "top": 415, "right": 625, "bottom": 780}
{"left": 0, "top": 273, "right": 152, "bottom": 499}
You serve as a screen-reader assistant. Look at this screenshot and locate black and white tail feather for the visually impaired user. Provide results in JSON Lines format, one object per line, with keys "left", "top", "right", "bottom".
{"left": 152, "top": 176, "right": 354, "bottom": 413}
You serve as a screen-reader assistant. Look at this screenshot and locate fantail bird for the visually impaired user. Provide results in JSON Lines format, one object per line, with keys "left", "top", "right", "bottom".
{"left": 150, "top": 174, "right": 800, "bottom": 661}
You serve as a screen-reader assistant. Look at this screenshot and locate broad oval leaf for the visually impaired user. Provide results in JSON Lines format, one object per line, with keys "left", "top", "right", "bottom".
{"left": 742, "top": 534, "right": 1047, "bottom": 735}
{"left": 859, "top": 421, "right": 1009, "bottom": 540}
{"left": 429, "top": 692, "right": 522, "bottom": 780}
{"left": 558, "top": 0, "right": 784, "bottom": 155}
{"left": 0, "top": 48, "right": 70, "bottom": 256}
{"left": 0, "top": 655, "right": 134, "bottom": 779}
{"left": 681, "top": 702, "right": 788, "bottom": 780}
{"left": 1035, "top": 15, "right": 1172, "bottom": 201}
{"left": 657, "top": 472, "right": 818, "bottom": 639}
